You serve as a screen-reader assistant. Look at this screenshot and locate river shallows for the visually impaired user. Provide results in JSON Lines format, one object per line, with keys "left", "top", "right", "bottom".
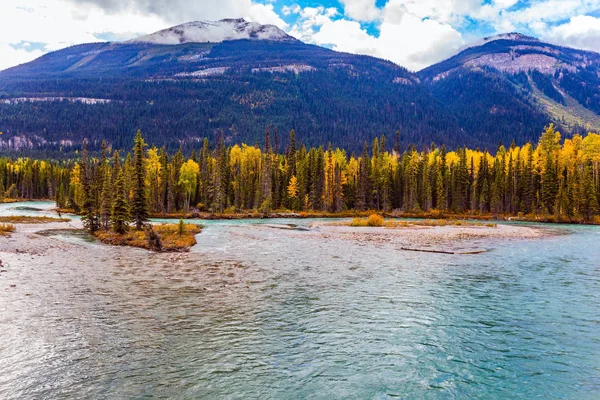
{"left": 0, "top": 202, "right": 599, "bottom": 399}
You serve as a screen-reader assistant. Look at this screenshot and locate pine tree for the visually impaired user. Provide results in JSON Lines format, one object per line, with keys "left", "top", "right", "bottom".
{"left": 99, "top": 140, "right": 112, "bottom": 230}
{"left": 111, "top": 169, "right": 130, "bottom": 234}
{"left": 132, "top": 130, "right": 149, "bottom": 230}
{"left": 356, "top": 142, "right": 371, "bottom": 210}
{"left": 212, "top": 132, "right": 228, "bottom": 213}
{"left": 581, "top": 164, "right": 598, "bottom": 220}
{"left": 80, "top": 140, "right": 99, "bottom": 233}
{"left": 542, "top": 154, "right": 559, "bottom": 214}
{"left": 259, "top": 126, "right": 273, "bottom": 212}
{"left": 178, "top": 218, "right": 185, "bottom": 236}
{"left": 435, "top": 147, "right": 448, "bottom": 210}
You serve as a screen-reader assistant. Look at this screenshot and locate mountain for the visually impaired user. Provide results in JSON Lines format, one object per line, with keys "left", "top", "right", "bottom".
{"left": 129, "top": 18, "right": 296, "bottom": 44}
{"left": 419, "top": 33, "right": 600, "bottom": 144}
{"left": 0, "top": 19, "right": 464, "bottom": 153}
{"left": 1, "top": 23, "right": 599, "bottom": 155}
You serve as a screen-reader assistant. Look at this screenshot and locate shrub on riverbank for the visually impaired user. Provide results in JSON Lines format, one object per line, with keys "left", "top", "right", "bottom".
{"left": 345, "top": 215, "right": 496, "bottom": 228}
{"left": 351, "top": 214, "right": 385, "bottom": 227}
{"left": 0, "top": 223, "right": 16, "bottom": 236}
{"left": 94, "top": 223, "right": 201, "bottom": 252}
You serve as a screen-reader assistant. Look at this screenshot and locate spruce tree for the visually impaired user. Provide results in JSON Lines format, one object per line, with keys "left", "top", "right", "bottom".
{"left": 99, "top": 140, "right": 112, "bottom": 230}
{"left": 582, "top": 165, "right": 598, "bottom": 220}
{"left": 356, "top": 142, "right": 371, "bottom": 210}
{"left": 132, "top": 130, "right": 149, "bottom": 230}
{"left": 80, "top": 140, "right": 99, "bottom": 233}
{"left": 259, "top": 126, "right": 273, "bottom": 212}
{"left": 111, "top": 169, "right": 130, "bottom": 234}
{"left": 542, "top": 154, "right": 559, "bottom": 214}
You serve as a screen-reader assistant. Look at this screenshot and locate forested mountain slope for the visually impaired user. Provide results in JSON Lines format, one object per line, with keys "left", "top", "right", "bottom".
{"left": 1, "top": 24, "right": 599, "bottom": 155}
{"left": 419, "top": 33, "right": 600, "bottom": 145}
{"left": 0, "top": 19, "right": 464, "bottom": 153}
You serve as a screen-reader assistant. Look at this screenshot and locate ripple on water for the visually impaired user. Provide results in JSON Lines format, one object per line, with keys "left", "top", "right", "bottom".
{"left": 0, "top": 205, "right": 599, "bottom": 398}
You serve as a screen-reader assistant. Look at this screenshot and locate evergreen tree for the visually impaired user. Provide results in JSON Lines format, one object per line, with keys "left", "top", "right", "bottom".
{"left": 99, "top": 140, "right": 112, "bottom": 230}
{"left": 132, "top": 130, "right": 149, "bottom": 230}
{"left": 111, "top": 169, "right": 130, "bottom": 234}
{"left": 542, "top": 154, "right": 559, "bottom": 214}
{"left": 80, "top": 140, "right": 100, "bottom": 233}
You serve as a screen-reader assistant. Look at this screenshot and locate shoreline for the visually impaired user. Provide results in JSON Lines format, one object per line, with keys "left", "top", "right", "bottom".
{"left": 305, "top": 221, "right": 552, "bottom": 255}
{"left": 3, "top": 199, "right": 598, "bottom": 226}
{"left": 0, "top": 216, "right": 554, "bottom": 257}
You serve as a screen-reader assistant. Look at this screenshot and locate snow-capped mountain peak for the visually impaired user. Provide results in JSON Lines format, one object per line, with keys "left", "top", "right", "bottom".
{"left": 129, "top": 18, "right": 295, "bottom": 45}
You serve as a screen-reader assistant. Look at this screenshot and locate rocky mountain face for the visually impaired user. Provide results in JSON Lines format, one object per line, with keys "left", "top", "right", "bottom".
{"left": 419, "top": 33, "right": 600, "bottom": 141}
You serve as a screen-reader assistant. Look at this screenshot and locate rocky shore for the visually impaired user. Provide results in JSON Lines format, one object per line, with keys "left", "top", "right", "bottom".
{"left": 307, "top": 222, "right": 550, "bottom": 254}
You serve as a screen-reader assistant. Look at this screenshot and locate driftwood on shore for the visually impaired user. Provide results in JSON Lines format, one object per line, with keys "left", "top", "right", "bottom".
{"left": 400, "top": 247, "right": 488, "bottom": 255}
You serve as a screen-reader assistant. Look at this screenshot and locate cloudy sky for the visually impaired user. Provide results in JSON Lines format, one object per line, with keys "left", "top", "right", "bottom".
{"left": 2, "top": 0, "right": 600, "bottom": 71}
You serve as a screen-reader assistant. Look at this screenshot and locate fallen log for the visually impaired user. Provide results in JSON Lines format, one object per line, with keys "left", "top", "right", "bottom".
{"left": 400, "top": 247, "right": 487, "bottom": 255}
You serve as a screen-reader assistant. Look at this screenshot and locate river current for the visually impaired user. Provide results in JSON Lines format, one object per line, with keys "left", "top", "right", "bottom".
{"left": 0, "top": 202, "right": 599, "bottom": 399}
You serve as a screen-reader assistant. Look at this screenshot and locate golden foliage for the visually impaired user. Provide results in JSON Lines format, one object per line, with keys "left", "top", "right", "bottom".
{"left": 287, "top": 175, "right": 299, "bottom": 199}
{"left": 351, "top": 213, "right": 384, "bottom": 227}
{"left": 95, "top": 223, "right": 201, "bottom": 252}
{"left": 0, "top": 223, "right": 16, "bottom": 235}
{"left": 346, "top": 215, "right": 495, "bottom": 228}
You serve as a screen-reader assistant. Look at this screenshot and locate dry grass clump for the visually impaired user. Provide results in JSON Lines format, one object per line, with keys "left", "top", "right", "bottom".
{"left": 351, "top": 214, "right": 385, "bottom": 227}
{"left": 346, "top": 215, "right": 496, "bottom": 229}
{"left": 94, "top": 223, "right": 201, "bottom": 252}
{"left": 0, "top": 223, "right": 16, "bottom": 236}
{"left": 0, "top": 216, "right": 70, "bottom": 224}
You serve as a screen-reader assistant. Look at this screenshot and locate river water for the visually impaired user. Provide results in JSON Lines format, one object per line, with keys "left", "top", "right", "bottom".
{"left": 0, "top": 202, "right": 599, "bottom": 399}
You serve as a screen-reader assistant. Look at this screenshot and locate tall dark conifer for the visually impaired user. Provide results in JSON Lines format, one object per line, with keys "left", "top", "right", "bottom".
{"left": 80, "top": 140, "right": 99, "bottom": 233}
{"left": 111, "top": 169, "right": 130, "bottom": 234}
{"left": 132, "top": 130, "right": 149, "bottom": 230}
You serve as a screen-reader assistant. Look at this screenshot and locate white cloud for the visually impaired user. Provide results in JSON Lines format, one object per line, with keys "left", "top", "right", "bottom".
{"left": 247, "top": 3, "right": 288, "bottom": 28}
{"left": 66, "top": 0, "right": 288, "bottom": 28}
{"left": 313, "top": 19, "right": 378, "bottom": 56}
{"left": 0, "top": 0, "right": 288, "bottom": 71}
{"left": 282, "top": 5, "right": 301, "bottom": 16}
{"left": 384, "top": 0, "right": 479, "bottom": 25}
{"left": 478, "top": 0, "right": 600, "bottom": 35}
{"left": 1, "top": 0, "right": 600, "bottom": 72}
{"left": 288, "top": 6, "right": 339, "bottom": 42}
{"left": 294, "top": 2, "right": 464, "bottom": 71}
{"left": 338, "top": 0, "right": 380, "bottom": 21}
{"left": 0, "top": 43, "right": 45, "bottom": 70}
{"left": 544, "top": 15, "right": 600, "bottom": 52}
{"left": 0, "top": 0, "right": 174, "bottom": 70}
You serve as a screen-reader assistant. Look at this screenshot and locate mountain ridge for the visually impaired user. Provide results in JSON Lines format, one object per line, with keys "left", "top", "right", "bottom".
{"left": 0, "top": 22, "right": 599, "bottom": 154}
{"left": 418, "top": 32, "right": 600, "bottom": 137}
{"left": 128, "top": 18, "right": 296, "bottom": 45}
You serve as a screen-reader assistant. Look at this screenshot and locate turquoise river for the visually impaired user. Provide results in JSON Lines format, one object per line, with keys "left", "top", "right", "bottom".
{"left": 0, "top": 202, "right": 599, "bottom": 399}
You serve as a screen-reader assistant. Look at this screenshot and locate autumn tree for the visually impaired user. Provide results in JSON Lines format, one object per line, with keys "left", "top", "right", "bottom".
{"left": 179, "top": 159, "right": 200, "bottom": 212}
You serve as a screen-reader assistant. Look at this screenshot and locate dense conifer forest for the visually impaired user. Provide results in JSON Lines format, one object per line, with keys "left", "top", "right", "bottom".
{"left": 1, "top": 125, "right": 599, "bottom": 233}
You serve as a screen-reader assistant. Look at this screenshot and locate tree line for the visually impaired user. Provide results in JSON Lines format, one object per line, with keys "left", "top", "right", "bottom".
{"left": 1, "top": 124, "right": 600, "bottom": 234}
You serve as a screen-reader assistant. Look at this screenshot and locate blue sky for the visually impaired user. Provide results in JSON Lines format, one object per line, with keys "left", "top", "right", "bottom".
{"left": 1, "top": 0, "right": 600, "bottom": 71}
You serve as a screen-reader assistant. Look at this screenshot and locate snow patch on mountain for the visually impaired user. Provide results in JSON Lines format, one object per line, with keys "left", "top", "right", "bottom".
{"left": 252, "top": 64, "right": 315, "bottom": 74}
{"left": 175, "top": 67, "right": 230, "bottom": 77}
{"left": 130, "top": 18, "right": 294, "bottom": 45}
{"left": 464, "top": 53, "right": 576, "bottom": 74}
